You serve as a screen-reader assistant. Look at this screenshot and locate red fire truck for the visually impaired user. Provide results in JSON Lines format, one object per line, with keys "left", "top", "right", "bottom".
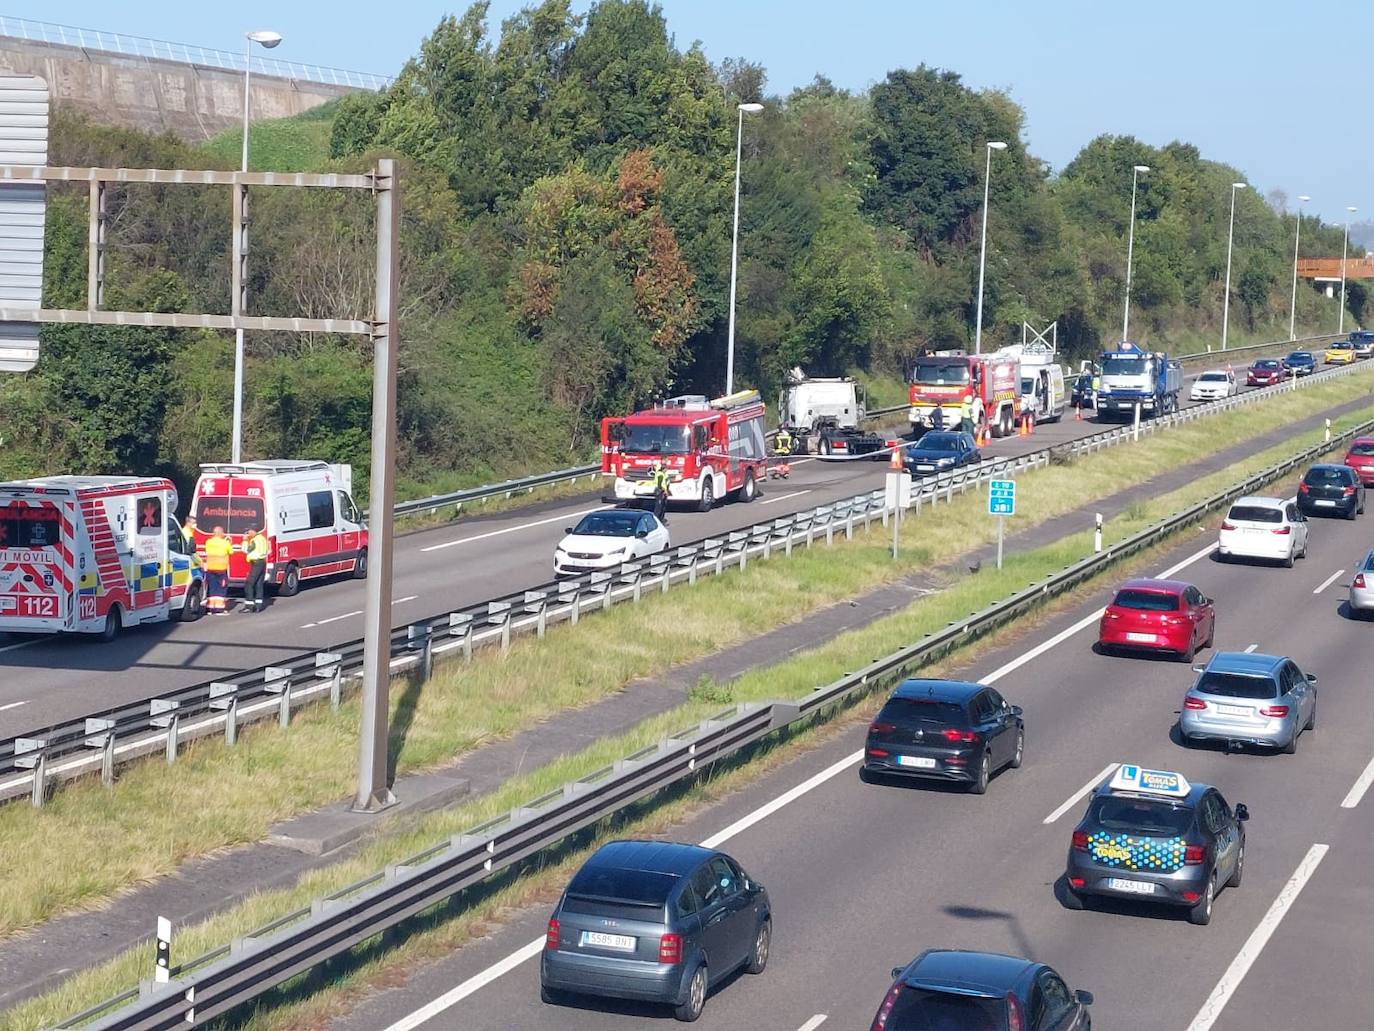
{"left": 908, "top": 349, "right": 1022, "bottom": 438}
{"left": 601, "top": 390, "right": 768, "bottom": 511}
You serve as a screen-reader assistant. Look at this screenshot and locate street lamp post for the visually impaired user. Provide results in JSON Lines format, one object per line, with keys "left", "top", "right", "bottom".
{"left": 1288, "top": 195, "right": 1310, "bottom": 340}
{"left": 1122, "top": 163, "right": 1150, "bottom": 342}
{"left": 724, "top": 102, "right": 764, "bottom": 396}
{"left": 1220, "top": 181, "right": 1247, "bottom": 352}
{"left": 1340, "top": 206, "right": 1357, "bottom": 335}
{"left": 231, "top": 29, "right": 283, "bottom": 465}
{"left": 973, "top": 141, "right": 1008, "bottom": 355}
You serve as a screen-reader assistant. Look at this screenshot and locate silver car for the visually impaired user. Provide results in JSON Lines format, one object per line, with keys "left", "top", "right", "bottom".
{"left": 1180, "top": 652, "right": 1316, "bottom": 753}
{"left": 1350, "top": 550, "right": 1374, "bottom": 618}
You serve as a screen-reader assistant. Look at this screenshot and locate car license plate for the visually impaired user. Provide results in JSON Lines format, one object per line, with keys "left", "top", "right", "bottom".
{"left": 1217, "top": 704, "right": 1251, "bottom": 716}
{"left": 1125, "top": 632, "right": 1154, "bottom": 643}
{"left": 581, "top": 931, "right": 636, "bottom": 951}
{"left": 1316, "top": 500, "right": 1336, "bottom": 507}
{"left": 897, "top": 755, "right": 937, "bottom": 769}
{"left": 1106, "top": 878, "right": 1156, "bottom": 895}
{"left": 916, "top": 464, "right": 934, "bottom": 472}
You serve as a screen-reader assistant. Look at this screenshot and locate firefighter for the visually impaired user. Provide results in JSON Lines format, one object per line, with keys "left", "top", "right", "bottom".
{"left": 931, "top": 404, "right": 945, "bottom": 432}
{"left": 773, "top": 426, "right": 793, "bottom": 458}
{"left": 960, "top": 396, "right": 975, "bottom": 435}
{"left": 650, "top": 460, "right": 671, "bottom": 524}
{"left": 203, "top": 525, "right": 233, "bottom": 615}
{"left": 241, "top": 524, "right": 269, "bottom": 613}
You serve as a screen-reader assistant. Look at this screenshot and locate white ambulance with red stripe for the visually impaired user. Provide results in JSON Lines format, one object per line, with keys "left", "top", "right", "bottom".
{"left": 191, "top": 460, "right": 367, "bottom": 597}
{"left": 0, "top": 476, "right": 204, "bottom": 640}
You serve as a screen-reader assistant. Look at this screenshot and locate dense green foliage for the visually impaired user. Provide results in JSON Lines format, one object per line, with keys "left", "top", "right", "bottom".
{"left": 1, "top": 0, "right": 1365, "bottom": 499}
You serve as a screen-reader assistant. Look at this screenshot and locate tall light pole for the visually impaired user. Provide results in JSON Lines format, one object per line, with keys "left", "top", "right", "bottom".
{"left": 1122, "top": 163, "right": 1150, "bottom": 342}
{"left": 231, "top": 29, "right": 283, "bottom": 464}
{"left": 1288, "top": 194, "right": 1310, "bottom": 340}
{"left": 725, "top": 101, "right": 763, "bottom": 396}
{"left": 1339, "top": 205, "right": 1357, "bottom": 335}
{"left": 973, "top": 140, "right": 1008, "bottom": 355}
{"left": 1221, "top": 181, "right": 1247, "bottom": 352}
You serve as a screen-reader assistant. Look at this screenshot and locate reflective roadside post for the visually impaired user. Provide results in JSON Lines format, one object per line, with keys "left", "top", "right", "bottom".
{"left": 1094, "top": 512, "right": 1103, "bottom": 553}
{"left": 1133, "top": 400, "right": 1141, "bottom": 442}
{"left": 885, "top": 447, "right": 911, "bottom": 560}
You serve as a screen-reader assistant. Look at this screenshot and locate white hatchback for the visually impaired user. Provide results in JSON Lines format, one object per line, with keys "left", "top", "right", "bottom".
{"left": 1190, "top": 370, "right": 1237, "bottom": 401}
{"left": 554, "top": 508, "right": 671, "bottom": 576}
{"left": 1218, "top": 496, "right": 1309, "bottom": 567}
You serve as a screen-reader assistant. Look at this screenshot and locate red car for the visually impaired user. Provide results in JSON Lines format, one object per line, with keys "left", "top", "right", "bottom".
{"left": 1345, "top": 437, "right": 1374, "bottom": 487}
{"left": 1097, "top": 578, "right": 1215, "bottom": 662}
{"left": 1246, "top": 359, "right": 1289, "bottom": 386}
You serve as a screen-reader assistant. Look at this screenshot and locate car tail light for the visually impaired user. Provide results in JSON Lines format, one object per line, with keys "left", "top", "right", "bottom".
{"left": 1221, "top": 521, "right": 1236, "bottom": 531}
{"left": 1185, "top": 844, "right": 1207, "bottom": 865}
{"left": 867, "top": 747, "right": 890, "bottom": 758}
{"left": 658, "top": 932, "right": 682, "bottom": 964}
{"left": 1163, "top": 614, "right": 1187, "bottom": 626}
{"left": 871, "top": 983, "right": 903, "bottom": 1030}
{"left": 1182, "top": 890, "right": 1202, "bottom": 903}
{"left": 1068, "top": 876, "right": 1086, "bottom": 888}
{"left": 1007, "top": 994, "right": 1026, "bottom": 1031}
{"left": 1071, "top": 831, "right": 1089, "bottom": 853}
{"left": 1299, "top": 482, "right": 1310, "bottom": 494}
{"left": 545, "top": 918, "right": 560, "bottom": 951}
{"left": 1355, "top": 574, "right": 1368, "bottom": 589}
{"left": 1102, "top": 609, "right": 1119, "bottom": 620}
{"left": 1184, "top": 697, "right": 1208, "bottom": 710}
{"left": 1260, "top": 705, "right": 1290, "bottom": 718}
{"left": 944, "top": 755, "right": 967, "bottom": 766}
{"left": 869, "top": 721, "right": 896, "bottom": 734}
{"left": 1344, "top": 486, "right": 1357, "bottom": 497}
{"left": 1272, "top": 526, "right": 1291, "bottom": 535}
{"left": 941, "top": 729, "right": 981, "bottom": 743}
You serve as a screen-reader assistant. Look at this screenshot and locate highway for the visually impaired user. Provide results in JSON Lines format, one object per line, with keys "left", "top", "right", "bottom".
{"left": 0, "top": 365, "right": 1356, "bottom": 739}
{"left": 326, "top": 495, "right": 1374, "bottom": 1031}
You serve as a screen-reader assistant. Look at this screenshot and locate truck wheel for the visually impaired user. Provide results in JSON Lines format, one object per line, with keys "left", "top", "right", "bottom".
{"left": 698, "top": 478, "right": 715, "bottom": 513}
{"left": 99, "top": 606, "right": 122, "bottom": 643}
{"left": 353, "top": 549, "right": 369, "bottom": 579}
{"left": 819, "top": 437, "right": 832, "bottom": 456}
{"left": 277, "top": 563, "right": 302, "bottom": 597}
{"left": 1002, "top": 410, "right": 1013, "bottom": 437}
{"left": 739, "top": 470, "right": 758, "bottom": 503}
{"left": 175, "top": 583, "right": 203, "bottom": 623}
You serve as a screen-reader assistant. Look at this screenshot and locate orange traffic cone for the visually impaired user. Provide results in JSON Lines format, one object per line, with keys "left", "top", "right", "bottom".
{"left": 1018, "top": 414, "right": 1028, "bottom": 437}
{"left": 1075, "top": 403, "right": 1082, "bottom": 421}
{"left": 890, "top": 444, "right": 905, "bottom": 470}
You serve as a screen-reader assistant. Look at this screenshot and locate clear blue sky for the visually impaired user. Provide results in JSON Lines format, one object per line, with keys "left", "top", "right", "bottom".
{"left": 30, "top": 0, "right": 1373, "bottom": 227}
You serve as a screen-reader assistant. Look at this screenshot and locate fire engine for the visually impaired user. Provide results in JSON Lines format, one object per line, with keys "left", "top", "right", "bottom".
{"left": 191, "top": 461, "right": 367, "bottom": 597}
{"left": 0, "top": 475, "right": 203, "bottom": 641}
{"left": 601, "top": 390, "right": 768, "bottom": 511}
{"left": 908, "top": 349, "right": 1022, "bottom": 438}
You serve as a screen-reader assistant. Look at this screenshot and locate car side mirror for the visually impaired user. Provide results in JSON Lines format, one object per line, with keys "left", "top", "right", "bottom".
{"left": 1235, "top": 803, "right": 1250, "bottom": 822}
{"left": 1011, "top": 705, "right": 1023, "bottom": 717}
{"left": 1305, "top": 673, "right": 1318, "bottom": 684}
{"left": 636, "top": 529, "right": 648, "bottom": 538}
{"left": 1192, "top": 664, "right": 1206, "bottom": 673}
{"left": 1075, "top": 990, "right": 1094, "bottom": 1006}
{"left": 891, "top": 967, "right": 904, "bottom": 980}
{"left": 563, "top": 527, "right": 572, "bottom": 534}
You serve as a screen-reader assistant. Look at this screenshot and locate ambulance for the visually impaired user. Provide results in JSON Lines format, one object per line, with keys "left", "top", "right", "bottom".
{"left": 0, "top": 476, "right": 203, "bottom": 640}
{"left": 191, "top": 460, "right": 368, "bottom": 596}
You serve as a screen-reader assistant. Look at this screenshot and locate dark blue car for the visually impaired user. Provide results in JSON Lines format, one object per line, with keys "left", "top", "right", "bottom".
{"left": 903, "top": 431, "right": 981, "bottom": 475}
{"left": 1284, "top": 350, "right": 1316, "bottom": 376}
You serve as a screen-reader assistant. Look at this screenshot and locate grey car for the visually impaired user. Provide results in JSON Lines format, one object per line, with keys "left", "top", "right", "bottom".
{"left": 1179, "top": 652, "right": 1317, "bottom": 753}
{"left": 1349, "top": 550, "right": 1374, "bottom": 618}
{"left": 541, "top": 840, "right": 771, "bottom": 1022}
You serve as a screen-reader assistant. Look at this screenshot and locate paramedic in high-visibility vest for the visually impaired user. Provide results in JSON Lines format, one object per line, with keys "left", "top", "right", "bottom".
{"left": 650, "top": 461, "right": 671, "bottom": 525}
{"left": 960, "top": 396, "right": 975, "bottom": 435}
{"left": 181, "top": 515, "right": 197, "bottom": 550}
{"left": 242, "top": 525, "right": 269, "bottom": 613}
{"left": 203, "top": 526, "right": 233, "bottom": 614}
{"left": 773, "top": 427, "right": 793, "bottom": 458}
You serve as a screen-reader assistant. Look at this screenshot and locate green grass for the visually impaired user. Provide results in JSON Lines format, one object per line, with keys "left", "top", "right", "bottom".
{"left": 10, "top": 396, "right": 1372, "bottom": 1031}
{"left": 200, "top": 102, "right": 337, "bottom": 172}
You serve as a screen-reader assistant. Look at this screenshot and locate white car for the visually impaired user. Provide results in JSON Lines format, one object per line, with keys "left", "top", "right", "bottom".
{"left": 1217, "top": 496, "right": 1309, "bottom": 567}
{"left": 1190, "top": 369, "right": 1237, "bottom": 402}
{"left": 554, "top": 508, "right": 670, "bottom": 576}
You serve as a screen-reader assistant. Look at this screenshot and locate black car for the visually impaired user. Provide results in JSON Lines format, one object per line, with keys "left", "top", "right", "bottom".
{"left": 1064, "top": 765, "right": 1247, "bottom": 925}
{"left": 541, "top": 840, "right": 771, "bottom": 1022}
{"left": 871, "top": 949, "right": 1092, "bottom": 1031}
{"left": 903, "top": 431, "right": 981, "bottom": 476}
{"left": 862, "top": 678, "right": 1023, "bottom": 794}
{"left": 1284, "top": 350, "right": 1316, "bottom": 376}
{"left": 1297, "top": 463, "right": 1366, "bottom": 519}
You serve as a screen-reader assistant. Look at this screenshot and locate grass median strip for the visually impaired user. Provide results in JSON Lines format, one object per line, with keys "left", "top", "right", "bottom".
{"left": 9, "top": 403, "right": 1367, "bottom": 1031}
{"left": 0, "top": 374, "right": 1370, "bottom": 946}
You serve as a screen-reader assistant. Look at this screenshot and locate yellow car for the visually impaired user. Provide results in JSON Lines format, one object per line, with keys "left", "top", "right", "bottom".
{"left": 1325, "top": 342, "right": 1357, "bottom": 365}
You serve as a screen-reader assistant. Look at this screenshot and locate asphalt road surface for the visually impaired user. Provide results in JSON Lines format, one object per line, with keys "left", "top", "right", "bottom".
{"left": 0, "top": 365, "right": 1360, "bottom": 738}
{"left": 326, "top": 501, "right": 1374, "bottom": 1031}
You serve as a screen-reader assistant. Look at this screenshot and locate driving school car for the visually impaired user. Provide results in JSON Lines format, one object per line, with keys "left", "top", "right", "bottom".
{"left": 1064, "top": 764, "right": 1248, "bottom": 926}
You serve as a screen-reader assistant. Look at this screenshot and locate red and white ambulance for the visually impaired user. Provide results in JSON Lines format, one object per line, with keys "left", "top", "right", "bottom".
{"left": 191, "top": 460, "right": 367, "bottom": 596}
{"left": 0, "top": 475, "right": 203, "bottom": 640}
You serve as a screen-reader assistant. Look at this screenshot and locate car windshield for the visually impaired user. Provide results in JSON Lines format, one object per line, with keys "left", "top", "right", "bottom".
{"left": 618, "top": 422, "right": 690, "bottom": 455}
{"left": 913, "top": 361, "right": 970, "bottom": 386}
{"left": 195, "top": 495, "right": 265, "bottom": 535}
{"left": 1088, "top": 796, "right": 1194, "bottom": 837}
{"left": 571, "top": 512, "right": 642, "bottom": 537}
{"left": 1199, "top": 373, "right": 1228, "bottom": 382}
{"left": 1349, "top": 443, "right": 1374, "bottom": 457}
{"left": 883, "top": 986, "right": 1007, "bottom": 1031}
{"left": 566, "top": 866, "right": 677, "bottom": 906}
{"left": 917, "top": 433, "right": 962, "bottom": 451}
{"left": 1363, "top": 552, "right": 1374, "bottom": 571}
{"left": 1331, "top": 343, "right": 1351, "bottom": 350}
{"left": 1111, "top": 589, "right": 1180, "bottom": 611}
{"left": 1288, "top": 353, "right": 1312, "bottom": 362}
{"left": 1304, "top": 467, "right": 1349, "bottom": 485}
{"left": 880, "top": 698, "right": 966, "bottom": 725}
{"left": 1100, "top": 355, "right": 1145, "bottom": 376}
{"left": 1227, "top": 504, "right": 1282, "bottom": 524}
{"left": 1254, "top": 361, "right": 1279, "bottom": 370}
{"left": 1195, "top": 671, "right": 1278, "bottom": 700}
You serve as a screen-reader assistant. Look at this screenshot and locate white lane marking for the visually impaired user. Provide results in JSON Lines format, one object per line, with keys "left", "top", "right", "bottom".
{"left": 303, "top": 609, "right": 362, "bottom": 630}
{"left": 1244, "top": 643, "right": 1258, "bottom": 653}
{"left": 760, "top": 490, "right": 811, "bottom": 506}
{"left": 394, "top": 595, "right": 419, "bottom": 605}
{"left": 1185, "top": 843, "right": 1329, "bottom": 1031}
{"left": 1313, "top": 569, "right": 1346, "bottom": 594}
{"left": 797, "top": 1017, "right": 828, "bottom": 1031}
{"left": 0, "top": 700, "right": 27, "bottom": 712}
{"left": 421, "top": 506, "right": 609, "bottom": 553}
{"left": 1043, "top": 763, "right": 1120, "bottom": 825}
{"left": 0, "top": 639, "right": 39, "bottom": 655}
{"left": 381, "top": 750, "right": 865, "bottom": 1031}
{"left": 1157, "top": 540, "right": 1221, "bottom": 580}
{"left": 1340, "top": 754, "right": 1374, "bottom": 808}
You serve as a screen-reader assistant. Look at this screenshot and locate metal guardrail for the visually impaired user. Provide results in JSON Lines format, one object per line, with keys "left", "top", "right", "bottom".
{"left": 56, "top": 410, "right": 1374, "bottom": 1030}
{"left": 3, "top": 356, "right": 1365, "bottom": 806}
{"left": 0, "top": 16, "right": 393, "bottom": 91}
{"left": 410, "top": 333, "right": 1342, "bottom": 516}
